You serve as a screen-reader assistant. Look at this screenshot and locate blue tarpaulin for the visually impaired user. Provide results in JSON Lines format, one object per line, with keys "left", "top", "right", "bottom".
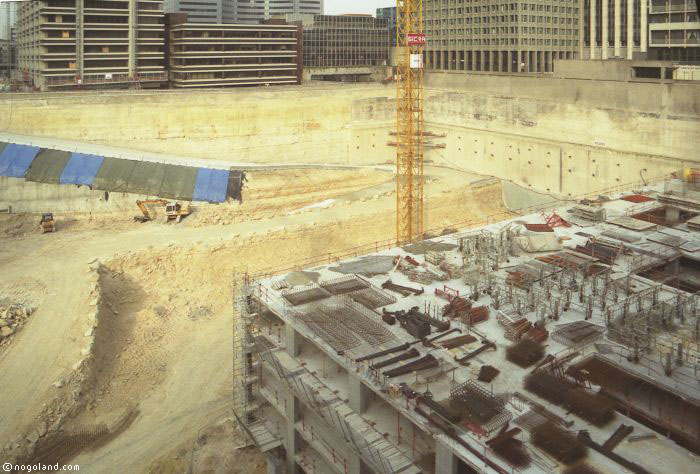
{"left": 59, "top": 153, "right": 105, "bottom": 186}
{"left": 192, "top": 168, "right": 230, "bottom": 203}
{"left": 0, "top": 144, "right": 41, "bottom": 177}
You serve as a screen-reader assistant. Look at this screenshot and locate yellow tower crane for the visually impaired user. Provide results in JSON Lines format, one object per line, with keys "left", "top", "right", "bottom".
{"left": 396, "top": 0, "right": 425, "bottom": 244}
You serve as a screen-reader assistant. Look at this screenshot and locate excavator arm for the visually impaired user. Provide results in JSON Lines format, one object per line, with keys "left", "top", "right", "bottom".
{"left": 135, "top": 199, "right": 169, "bottom": 221}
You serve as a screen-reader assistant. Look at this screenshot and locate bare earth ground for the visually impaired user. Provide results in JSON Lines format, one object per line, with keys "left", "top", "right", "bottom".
{"left": 0, "top": 166, "right": 507, "bottom": 473}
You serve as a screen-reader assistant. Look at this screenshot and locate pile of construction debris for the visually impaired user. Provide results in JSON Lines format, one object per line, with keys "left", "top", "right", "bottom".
{"left": 0, "top": 303, "right": 36, "bottom": 345}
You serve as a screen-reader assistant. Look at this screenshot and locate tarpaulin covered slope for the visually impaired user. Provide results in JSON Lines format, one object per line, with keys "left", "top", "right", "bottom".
{"left": 25, "top": 149, "right": 72, "bottom": 184}
{"left": 123, "top": 161, "right": 167, "bottom": 195}
{"left": 193, "top": 168, "right": 230, "bottom": 203}
{"left": 158, "top": 165, "right": 198, "bottom": 201}
{"left": 92, "top": 157, "right": 137, "bottom": 193}
{"left": 0, "top": 144, "right": 41, "bottom": 178}
{"left": 60, "top": 153, "right": 105, "bottom": 186}
{"left": 0, "top": 142, "right": 7, "bottom": 155}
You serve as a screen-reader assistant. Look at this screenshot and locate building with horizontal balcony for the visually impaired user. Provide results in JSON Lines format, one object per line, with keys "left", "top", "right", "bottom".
{"left": 425, "top": 0, "right": 581, "bottom": 74}
{"left": 166, "top": 13, "right": 302, "bottom": 88}
{"left": 648, "top": 0, "right": 699, "bottom": 62}
{"left": 16, "top": 0, "right": 167, "bottom": 91}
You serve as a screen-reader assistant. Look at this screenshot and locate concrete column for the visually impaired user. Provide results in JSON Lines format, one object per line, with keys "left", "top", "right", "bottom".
{"left": 129, "top": 0, "right": 137, "bottom": 77}
{"left": 508, "top": 50, "right": 513, "bottom": 72}
{"left": 525, "top": 50, "right": 531, "bottom": 72}
{"left": 627, "top": 0, "right": 634, "bottom": 59}
{"left": 590, "top": 0, "right": 597, "bottom": 59}
{"left": 666, "top": 206, "right": 681, "bottom": 226}
{"left": 266, "top": 456, "right": 284, "bottom": 474}
{"left": 435, "top": 438, "right": 458, "bottom": 474}
{"left": 641, "top": 0, "right": 648, "bottom": 53}
{"left": 481, "top": 50, "right": 486, "bottom": 71}
{"left": 614, "top": 0, "right": 621, "bottom": 57}
{"left": 471, "top": 50, "right": 477, "bottom": 70}
{"left": 286, "top": 397, "right": 300, "bottom": 474}
{"left": 602, "top": 0, "right": 609, "bottom": 59}
{"left": 286, "top": 324, "right": 300, "bottom": 357}
{"left": 76, "top": 0, "right": 84, "bottom": 78}
{"left": 348, "top": 374, "right": 369, "bottom": 414}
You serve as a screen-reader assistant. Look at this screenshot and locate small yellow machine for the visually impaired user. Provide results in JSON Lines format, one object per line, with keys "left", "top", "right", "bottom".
{"left": 39, "top": 213, "right": 55, "bottom": 234}
{"left": 134, "top": 200, "right": 191, "bottom": 223}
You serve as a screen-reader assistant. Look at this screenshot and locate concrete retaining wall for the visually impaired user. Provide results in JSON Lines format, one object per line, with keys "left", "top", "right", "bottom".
{"left": 1, "top": 74, "right": 698, "bottom": 201}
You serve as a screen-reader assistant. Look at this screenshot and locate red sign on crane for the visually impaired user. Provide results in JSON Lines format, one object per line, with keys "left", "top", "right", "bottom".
{"left": 407, "top": 33, "right": 426, "bottom": 46}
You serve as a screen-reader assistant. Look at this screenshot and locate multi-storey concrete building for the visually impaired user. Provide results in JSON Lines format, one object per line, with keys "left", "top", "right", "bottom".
{"left": 425, "top": 0, "right": 581, "bottom": 73}
{"left": 648, "top": 0, "right": 699, "bottom": 62}
{"left": 223, "top": 0, "right": 323, "bottom": 24}
{"left": 280, "top": 13, "right": 390, "bottom": 81}
{"left": 579, "top": 0, "right": 646, "bottom": 59}
{"left": 16, "top": 0, "right": 167, "bottom": 91}
{"left": 164, "top": 0, "right": 222, "bottom": 23}
{"left": 166, "top": 13, "right": 302, "bottom": 88}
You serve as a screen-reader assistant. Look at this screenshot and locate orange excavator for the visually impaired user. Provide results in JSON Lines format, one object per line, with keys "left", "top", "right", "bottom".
{"left": 134, "top": 199, "right": 190, "bottom": 223}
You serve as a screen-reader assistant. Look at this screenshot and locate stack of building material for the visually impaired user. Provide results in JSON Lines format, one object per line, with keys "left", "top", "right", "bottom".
{"left": 463, "top": 305, "right": 489, "bottom": 326}
{"left": 497, "top": 310, "right": 533, "bottom": 341}
{"left": 425, "top": 251, "right": 445, "bottom": 265}
{"left": 506, "top": 338, "right": 546, "bottom": 367}
{"left": 569, "top": 204, "right": 607, "bottom": 222}
{"left": 478, "top": 365, "right": 500, "bottom": 382}
{"left": 524, "top": 325, "right": 549, "bottom": 343}
{"left": 531, "top": 422, "right": 588, "bottom": 465}
{"left": 408, "top": 270, "right": 433, "bottom": 284}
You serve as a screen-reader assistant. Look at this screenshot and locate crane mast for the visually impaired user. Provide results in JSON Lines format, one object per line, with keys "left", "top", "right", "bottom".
{"left": 396, "top": 0, "right": 425, "bottom": 244}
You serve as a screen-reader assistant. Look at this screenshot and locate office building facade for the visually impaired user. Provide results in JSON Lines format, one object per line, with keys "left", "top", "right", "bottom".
{"left": 425, "top": 0, "right": 581, "bottom": 73}
{"left": 16, "top": 0, "right": 167, "bottom": 90}
{"left": 580, "top": 0, "right": 646, "bottom": 59}
{"left": 648, "top": 0, "right": 699, "bottom": 62}
{"left": 377, "top": 6, "right": 398, "bottom": 46}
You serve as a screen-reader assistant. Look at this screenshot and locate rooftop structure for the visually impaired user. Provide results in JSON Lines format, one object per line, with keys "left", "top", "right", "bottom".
{"left": 223, "top": 0, "right": 324, "bottom": 24}
{"left": 166, "top": 14, "right": 302, "bottom": 88}
{"left": 425, "top": 0, "right": 581, "bottom": 73}
{"left": 16, "top": 0, "right": 167, "bottom": 91}
{"left": 234, "top": 175, "right": 700, "bottom": 473}
{"left": 164, "top": 0, "right": 223, "bottom": 23}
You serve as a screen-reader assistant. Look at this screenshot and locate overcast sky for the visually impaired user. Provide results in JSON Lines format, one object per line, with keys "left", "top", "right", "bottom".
{"left": 326, "top": 0, "right": 395, "bottom": 15}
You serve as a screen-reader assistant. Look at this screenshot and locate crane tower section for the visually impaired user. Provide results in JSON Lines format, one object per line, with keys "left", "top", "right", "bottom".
{"left": 396, "top": 0, "right": 425, "bottom": 244}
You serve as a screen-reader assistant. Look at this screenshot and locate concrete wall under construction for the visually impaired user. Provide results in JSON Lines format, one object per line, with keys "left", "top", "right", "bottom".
{"left": 0, "top": 74, "right": 698, "bottom": 198}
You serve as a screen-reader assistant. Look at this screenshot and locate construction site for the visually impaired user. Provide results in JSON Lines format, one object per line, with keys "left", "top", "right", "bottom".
{"left": 0, "top": 2, "right": 700, "bottom": 473}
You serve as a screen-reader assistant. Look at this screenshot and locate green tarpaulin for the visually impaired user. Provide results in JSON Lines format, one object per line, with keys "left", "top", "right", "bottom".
{"left": 0, "top": 142, "right": 7, "bottom": 155}
{"left": 158, "top": 164, "right": 198, "bottom": 201}
{"left": 124, "top": 161, "right": 167, "bottom": 195}
{"left": 93, "top": 157, "right": 137, "bottom": 193}
{"left": 25, "top": 149, "right": 72, "bottom": 184}
{"left": 93, "top": 158, "right": 197, "bottom": 200}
